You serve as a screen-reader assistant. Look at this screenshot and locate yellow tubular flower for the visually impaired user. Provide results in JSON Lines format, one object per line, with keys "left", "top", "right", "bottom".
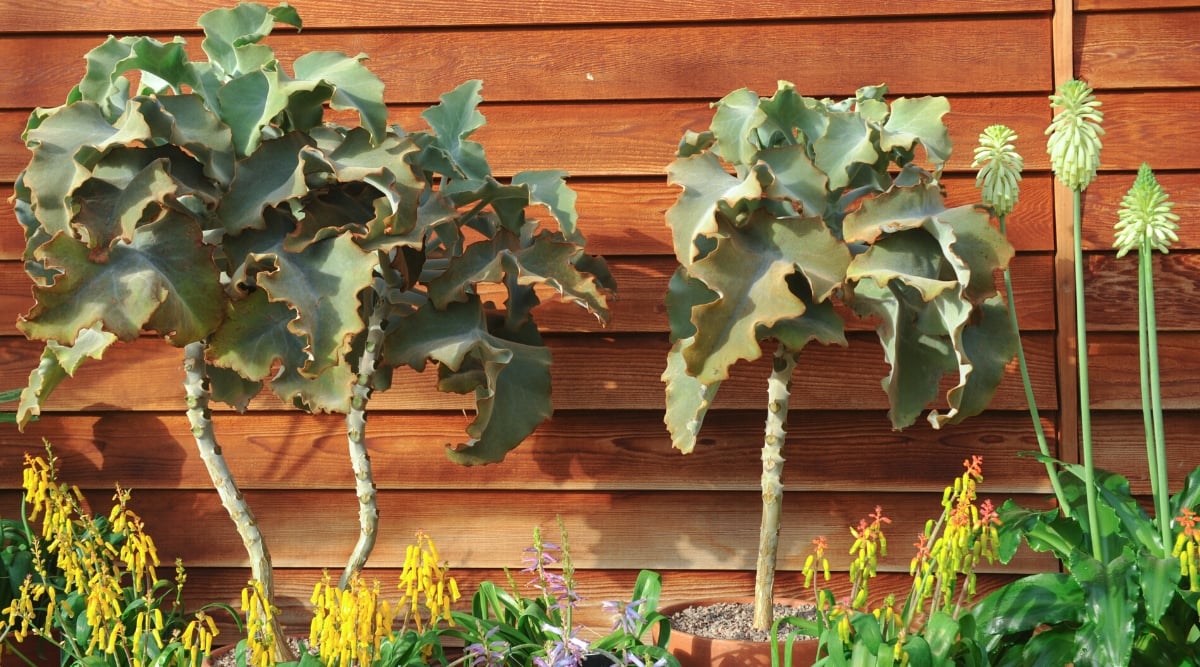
{"left": 1046, "top": 79, "right": 1104, "bottom": 192}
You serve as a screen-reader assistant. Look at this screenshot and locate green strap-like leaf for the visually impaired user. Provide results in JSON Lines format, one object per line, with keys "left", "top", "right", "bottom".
{"left": 1070, "top": 555, "right": 1136, "bottom": 667}
{"left": 293, "top": 51, "right": 387, "bottom": 143}
{"left": 18, "top": 213, "right": 224, "bottom": 345}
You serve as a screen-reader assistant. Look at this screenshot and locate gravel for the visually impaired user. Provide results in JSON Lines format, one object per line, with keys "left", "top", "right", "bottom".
{"left": 669, "top": 601, "right": 817, "bottom": 643}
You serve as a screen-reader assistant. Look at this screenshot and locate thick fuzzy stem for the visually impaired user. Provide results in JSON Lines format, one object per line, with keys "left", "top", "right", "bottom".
{"left": 339, "top": 304, "right": 384, "bottom": 589}
{"left": 182, "top": 342, "right": 294, "bottom": 662}
{"left": 753, "top": 346, "right": 797, "bottom": 631}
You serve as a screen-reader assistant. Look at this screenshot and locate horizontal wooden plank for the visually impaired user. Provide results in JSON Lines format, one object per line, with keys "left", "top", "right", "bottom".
{"left": 0, "top": 173, "right": 1056, "bottom": 261}
{"left": 1076, "top": 0, "right": 1200, "bottom": 10}
{"left": 0, "top": 18, "right": 1052, "bottom": 110}
{"left": 1, "top": 0, "right": 1053, "bottom": 33}
{"left": 0, "top": 410, "right": 1060, "bottom": 494}
{"left": 1076, "top": 10, "right": 1200, "bottom": 89}
{"left": 0, "top": 95, "right": 1053, "bottom": 182}
{"left": 0, "top": 487, "right": 1056, "bottom": 572}
{"left": 1087, "top": 332, "right": 1200, "bottom": 409}
{"left": 182, "top": 568, "right": 1031, "bottom": 637}
{"left": 0, "top": 252, "right": 1058, "bottom": 337}
{"left": 0, "top": 331, "right": 1059, "bottom": 412}
{"left": 1087, "top": 91, "right": 1200, "bottom": 171}
{"left": 1082, "top": 252, "right": 1200, "bottom": 331}
{"left": 1092, "top": 411, "right": 1200, "bottom": 494}
{"left": 1080, "top": 171, "right": 1200, "bottom": 250}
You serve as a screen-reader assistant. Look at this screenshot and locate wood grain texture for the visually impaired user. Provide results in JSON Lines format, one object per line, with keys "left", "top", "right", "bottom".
{"left": 1087, "top": 331, "right": 1200, "bottom": 409}
{"left": 1076, "top": 10, "right": 1200, "bottom": 89}
{"left": 1083, "top": 252, "right": 1200, "bottom": 331}
{"left": 0, "top": 96, "right": 1053, "bottom": 182}
{"left": 0, "top": 487, "right": 1056, "bottom": 571}
{"left": 0, "top": 0, "right": 1053, "bottom": 33}
{"left": 0, "top": 410, "right": 1060, "bottom": 494}
{"left": 0, "top": 332, "right": 1059, "bottom": 413}
{"left": 0, "top": 18, "right": 1051, "bottom": 111}
{"left": 1092, "top": 411, "right": 1200, "bottom": 493}
{"left": 1085, "top": 91, "right": 1200, "bottom": 170}
{"left": 1076, "top": 0, "right": 1200, "bottom": 10}
{"left": 1079, "top": 172, "right": 1200, "bottom": 250}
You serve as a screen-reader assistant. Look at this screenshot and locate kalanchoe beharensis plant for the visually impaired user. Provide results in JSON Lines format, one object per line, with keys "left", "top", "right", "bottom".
{"left": 662, "top": 82, "right": 1018, "bottom": 630}
{"left": 10, "top": 2, "right": 613, "bottom": 660}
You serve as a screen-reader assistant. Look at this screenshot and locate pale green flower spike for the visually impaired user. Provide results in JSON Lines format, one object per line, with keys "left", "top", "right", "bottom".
{"left": 1046, "top": 79, "right": 1104, "bottom": 191}
{"left": 973, "top": 124, "right": 1024, "bottom": 218}
{"left": 1114, "top": 163, "right": 1180, "bottom": 257}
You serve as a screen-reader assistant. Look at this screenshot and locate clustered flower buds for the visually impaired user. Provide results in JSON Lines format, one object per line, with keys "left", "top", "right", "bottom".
{"left": 973, "top": 124, "right": 1024, "bottom": 218}
{"left": 1046, "top": 79, "right": 1105, "bottom": 192}
{"left": 1114, "top": 163, "right": 1180, "bottom": 257}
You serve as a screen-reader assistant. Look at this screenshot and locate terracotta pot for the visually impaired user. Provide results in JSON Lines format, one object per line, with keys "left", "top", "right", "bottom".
{"left": 655, "top": 599, "right": 820, "bottom": 667}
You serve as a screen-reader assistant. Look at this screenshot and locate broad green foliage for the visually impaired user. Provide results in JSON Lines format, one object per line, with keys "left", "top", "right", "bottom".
{"left": 663, "top": 82, "right": 1017, "bottom": 452}
{"left": 13, "top": 2, "right": 614, "bottom": 464}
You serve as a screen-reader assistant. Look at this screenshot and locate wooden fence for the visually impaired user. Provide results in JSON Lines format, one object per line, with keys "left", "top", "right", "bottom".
{"left": 1, "top": 0, "right": 1197, "bottom": 633}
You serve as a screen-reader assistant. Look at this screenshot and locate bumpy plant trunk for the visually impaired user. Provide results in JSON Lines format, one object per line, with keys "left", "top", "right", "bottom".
{"left": 182, "top": 342, "right": 294, "bottom": 662}
{"left": 339, "top": 303, "right": 385, "bottom": 588}
{"left": 753, "top": 346, "right": 798, "bottom": 630}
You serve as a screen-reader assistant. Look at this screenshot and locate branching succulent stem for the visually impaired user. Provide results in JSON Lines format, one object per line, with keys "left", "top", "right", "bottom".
{"left": 340, "top": 302, "right": 385, "bottom": 589}
{"left": 182, "top": 342, "right": 294, "bottom": 663}
{"left": 998, "top": 215, "right": 1071, "bottom": 517}
{"left": 1071, "top": 191, "right": 1102, "bottom": 560}
{"left": 753, "top": 345, "right": 797, "bottom": 631}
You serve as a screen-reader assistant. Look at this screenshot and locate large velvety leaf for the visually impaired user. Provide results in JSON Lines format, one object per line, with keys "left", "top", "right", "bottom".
{"left": 293, "top": 51, "right": 387, "bottom": 143}
{"left": 23, "top": 103, "right": 152, "bottom": 236}
{"left": 665, "top": 152, "right": 763, "bottom": 267}
{"left": 216, "top": 132, "right": 314, "bottom": 235}
{"left": 842, "top": 183, "right": 949, "bottom": 245}
{"left": 881, "top": 96, "right": 953, "bottom": 166}
{"left": 19, "top": 214, "right": 224, "bottom": 345}
{"left": 813, "top": 111, "right": 878, "bottom": 189}
{"left": 709, "top": 88, "right": 765, "bottom": 167}
{"left": 682, "top": 212, "right": 849, "bottom": 384}
{"left": 512, "top": 170, "right": 583, "bottom": 243}
{"left": 758, "top": 144, "right": 828, "bottom": 218}
{"left": 385, "top": 298, "right": 553, "bottom": 465}
{"left": 77, "top": 37, "right": 194, "bottom": 118}
{"left": 17, "top": 324, "right": 117, "bottom": 429}
{"left": 249, "top": 229, "right": 378, "bottom": 376}
{"left": 207, "top": 288, "right": 302, "bottom": 382}
{"left": 141, "top": 95, "right": 236, "bottom": 186}
{"left": 758, "top": 82, "right": 827, "bottom": 147}
{"left": 928, "top": 295, "right": 1017, "bottom": 428}
{"left": 218, "top": 68, "right": 290, "bottom": 157}
{"left": 271, "top": 361, "right": 358, "bottom": 414}
{"left": 72, "top": 156, "right": 176, "bottom": 251}
{"left": 420, "top": 80, "right": 490, "bottom": 181}
{"left": 198, "top": 2, "right": 285, "bottom": 78}
{"left": 661, "top": 338, "right": 721, "bottom": 454}
{"left": 427, "top": 230, "right": 611, "bottom": 324}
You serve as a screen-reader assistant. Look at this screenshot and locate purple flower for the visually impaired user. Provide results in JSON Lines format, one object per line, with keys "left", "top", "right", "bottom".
{"left": 464, "top": 625, "right": 509, "bottom": 667}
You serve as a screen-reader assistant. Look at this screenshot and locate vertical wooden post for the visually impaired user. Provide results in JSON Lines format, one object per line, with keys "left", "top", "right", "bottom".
{"left": 1052, "top": 0, "right": 1081, "bottom": 466}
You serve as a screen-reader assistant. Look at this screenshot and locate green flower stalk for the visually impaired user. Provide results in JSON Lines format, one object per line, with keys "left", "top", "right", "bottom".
{"left": 1114, "top": 163, "right": 1180, "bottom": 547}
{"left": 1047, "top": 79, "right": 1105, "bottom": 559}
{"left": 972, "top": 126, "right": 1071, "bottom": 516}
{"left": 1047, "top": 80, "right": 1105, "bottom": 192}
